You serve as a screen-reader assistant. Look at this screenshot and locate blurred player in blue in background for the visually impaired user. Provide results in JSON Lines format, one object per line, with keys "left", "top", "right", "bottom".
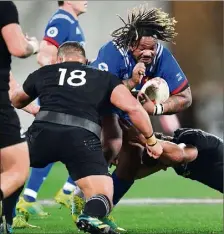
{"left": 14, "top": 0, "right": 87, "bottom": 228}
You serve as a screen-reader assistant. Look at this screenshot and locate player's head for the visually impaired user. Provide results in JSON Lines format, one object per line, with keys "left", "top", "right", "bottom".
{"left": 57, "top": 41, "right": 87, "bottom": 64}
{"left": 111, "top": 4, "right": 177, "bottom": 65}
{"left": 58, "top": 1, "right": 88, "bottom": 16}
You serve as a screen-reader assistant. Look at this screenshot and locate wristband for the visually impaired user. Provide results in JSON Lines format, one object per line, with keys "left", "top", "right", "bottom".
{"left": 28, "top": 40, "right": 39, "bottom": 54}
{"left": 153, "top": 104, "right": 164, "bottom": 115}
{"left": 146, "top": 133, "right": 157, "bottom": 146}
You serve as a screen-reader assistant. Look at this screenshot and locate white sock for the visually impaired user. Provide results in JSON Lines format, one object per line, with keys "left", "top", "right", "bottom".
{"left": 63, "top": 182, "right": 76, "bottom": 193}
{"left": 23, "top": 188, "right": 38, "bottom": 200}
{"left": 73, "top": 186, "right": 85, "bottom": 199}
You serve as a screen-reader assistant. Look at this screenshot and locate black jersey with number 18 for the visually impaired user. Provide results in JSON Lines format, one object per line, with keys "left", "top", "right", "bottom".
{"left": 23, "top": 62, "right": 122, "bottom": 125}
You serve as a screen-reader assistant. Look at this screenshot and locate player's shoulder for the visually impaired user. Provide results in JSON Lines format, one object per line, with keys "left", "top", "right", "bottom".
{"left": 0, "top": 1, "right": 16, "bottom": 10}
{"left": 35, "top": 63, "right": 59, "bottom": 74}
{"left": 99, "top": 40, "right": 124, "bottom": 56}
{"left": 0, "top": 1, "right": 17, "bottom": 19}
{"left": 86, "top": 63, "right": 109, "bottom": 77}
{"left": 158, "top": 43, "right": 173, "bottom": 60}
{"left": 48, "top": 9, "right": 77, "bottom": 25}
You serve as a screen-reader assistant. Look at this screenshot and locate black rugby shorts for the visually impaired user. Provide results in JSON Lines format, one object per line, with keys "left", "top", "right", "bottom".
{"left": 0, "top": 107, "right": 25, "bottom": 149}
{"left": 28, "top": 122, "right": 109, "bottom": 181}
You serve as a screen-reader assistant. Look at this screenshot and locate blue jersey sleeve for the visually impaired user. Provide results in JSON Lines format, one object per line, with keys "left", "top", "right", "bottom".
{"left": 43, "top": 16, "right": 73, "bottom": 48}
{"left": 160, "top": 48, "right": 189, "bottom": 95}
{"left": 91, "top": 41, "right": 124, "bottom": 77}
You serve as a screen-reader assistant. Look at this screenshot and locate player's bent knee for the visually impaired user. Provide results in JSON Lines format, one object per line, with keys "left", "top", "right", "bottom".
{"left": 76, "top": 175, "right": 113, "bottom": 201}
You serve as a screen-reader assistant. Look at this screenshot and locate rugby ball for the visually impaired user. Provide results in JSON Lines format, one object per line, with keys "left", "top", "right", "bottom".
{"left": 140, "top": 77, "right": 170, "bottom": 104}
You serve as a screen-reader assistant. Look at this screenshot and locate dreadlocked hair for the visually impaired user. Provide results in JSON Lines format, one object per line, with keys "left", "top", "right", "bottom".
{"left": 154, "top": 132, "right": 174, "bottom": 142}
{"left": 111, "top": 4, "right": 178, "bottom": 49}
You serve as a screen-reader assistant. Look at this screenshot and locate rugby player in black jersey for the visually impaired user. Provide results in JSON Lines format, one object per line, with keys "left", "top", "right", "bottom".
{"left": 0, "top": 1, "right": 39, "bottom": 233}
{"left": 11, "top": 41, "right": 163, "bottom": 234}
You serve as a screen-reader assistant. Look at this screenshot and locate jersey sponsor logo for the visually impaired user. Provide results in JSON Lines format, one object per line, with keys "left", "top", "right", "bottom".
{"left": 98, "top": 62, "right": 108, "bottom": 71}
{"left": 176, "top": 72, "right": 183, "bottom": 82}
{"left": 46, "top": 27, "right": 59, "bottom": 38}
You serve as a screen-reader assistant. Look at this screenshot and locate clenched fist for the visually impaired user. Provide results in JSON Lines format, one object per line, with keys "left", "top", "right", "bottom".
{"left": 131, "top": 62, "right": 146, "bottom": 85}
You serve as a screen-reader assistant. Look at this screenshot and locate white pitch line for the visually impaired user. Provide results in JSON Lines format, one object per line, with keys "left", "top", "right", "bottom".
{"left": 40, "top": 198, "right": 223, "bottom": 206}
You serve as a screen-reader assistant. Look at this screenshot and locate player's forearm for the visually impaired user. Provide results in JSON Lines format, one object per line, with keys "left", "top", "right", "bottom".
{"left": 162, "top": 87, "right": 192, "bottom": 115}
{"left": 158, "top": 141, "right": 198, "bottom": 165}
{"left": 122, "top": 78, "right": 138, "bottom": 90}
{"left": 128, "top": 105, "right": 154, "bottom": 139}
{"left": 22, "top": 103, "right": 40, "bottom": 116}
{"left": 17, "top": 40, "right": 39, "bottom": 58}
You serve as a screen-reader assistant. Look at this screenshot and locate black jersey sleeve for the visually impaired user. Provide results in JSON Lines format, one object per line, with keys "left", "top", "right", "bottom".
{"left": 0, "top": 1, "right": 19, "bottom": 30}
{"left": 173, "top": 128, "right": 222, "bottom": 151}
{"left": 107, "top": 72, "right": 123, "bottom": 95}
{"left": 23, "top": 70, "right": 40, "bottom": 99}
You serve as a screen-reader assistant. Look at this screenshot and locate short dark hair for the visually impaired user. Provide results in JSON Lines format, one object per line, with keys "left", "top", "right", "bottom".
{"left": 58, "top": 41, "right": 86, "bottom": 58}
{"left": 111, "top": 4, "right": 178, "bottom": 49}
{"left": 58, "top": 1, "right": 64, "bottom": 6}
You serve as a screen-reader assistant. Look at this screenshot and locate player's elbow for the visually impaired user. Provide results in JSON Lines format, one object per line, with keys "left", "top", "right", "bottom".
{"left": 11, "top": 99, "right": 23, "bottom": 109}
{"left": 182, "top": 87, "right": 192, "bottom": 109}
{"left": 185, "top": 94, "right": 192, "bottom": 109}
{"left": 11, "top": 94, "right": 24, "bottom": 109}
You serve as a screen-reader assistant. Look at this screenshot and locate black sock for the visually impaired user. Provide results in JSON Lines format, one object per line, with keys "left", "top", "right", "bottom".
{"left": 3, "top": 186, "right": 24, "bottom": 225}
{"left": 83, "top": 194, "right": 111, "bottom": 219}
{"left": 0, "top": 189, "right": 4, "bottom": 201}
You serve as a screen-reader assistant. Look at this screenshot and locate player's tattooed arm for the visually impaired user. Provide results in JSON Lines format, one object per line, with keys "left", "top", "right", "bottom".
{"left": 162, "top": 87, "right": 192, "bottom": 114}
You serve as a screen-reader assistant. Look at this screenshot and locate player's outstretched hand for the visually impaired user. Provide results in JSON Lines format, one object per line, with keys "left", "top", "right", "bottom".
{"left": 146, "top": 141, "right": 163, "bottom": 159}
{"left": 131, "top": 62, "right": 146, "bottom": 84}
{"left": 137, "top": 92, "right": 155, "bottom": 115}
{"left": 25, "top": 34, "right": 39, "bottom": 54}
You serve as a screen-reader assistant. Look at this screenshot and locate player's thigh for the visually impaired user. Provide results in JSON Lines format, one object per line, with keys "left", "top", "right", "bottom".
{"left": 27, "top": 122, "right": 60, "bottom": 168}
{"left": 63, "top": 128, "right": 110, "bottom": 189}
{"left": 101, "top": 114, "right": 122, "bottom": 162}
{"left": 0, "top": 142, "right": 30, "bottom": 180}
{"left": 0, "top": 107, "right": 25, "bottom": 149}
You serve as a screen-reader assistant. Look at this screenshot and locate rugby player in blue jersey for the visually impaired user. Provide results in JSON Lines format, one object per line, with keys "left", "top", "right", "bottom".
{"left": 91, "top": 6, "right": 192, "bottom": 210}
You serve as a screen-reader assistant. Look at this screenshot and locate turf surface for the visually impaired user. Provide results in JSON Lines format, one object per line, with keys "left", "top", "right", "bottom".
{"left": 14, "top": 163, "right": 223, "bottom": 234}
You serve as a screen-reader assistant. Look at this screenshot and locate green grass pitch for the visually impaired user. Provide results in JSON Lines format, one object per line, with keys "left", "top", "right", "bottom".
{"left": 14, "top": 163, "right": 223, "bottom": 234}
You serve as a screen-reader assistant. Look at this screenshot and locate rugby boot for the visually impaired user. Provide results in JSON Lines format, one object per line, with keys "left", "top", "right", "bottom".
{"left": 16, "top": 197, "right": 49, "bottom": 217}
{"left": 100, "top": 215, "right": 127, "bottom": 233}
{"left": 0, "top": 222, "right": 12, "bottom": 234}
{"left": 12, "top": 213, "right": 39, "bottom": 229}
{"left": 54, "top": 189, "right": 72, "bottom": 209}
{"left": 76, "top": 214, "right": 119, "bottom": 234}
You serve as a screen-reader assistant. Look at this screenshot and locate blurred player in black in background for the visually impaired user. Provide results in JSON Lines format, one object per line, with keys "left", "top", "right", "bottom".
{"left": 11, "top": 41, "right": 162, "bottom": 234}
{"left": 0, "top": 1, "right": 39, "bottom": 233}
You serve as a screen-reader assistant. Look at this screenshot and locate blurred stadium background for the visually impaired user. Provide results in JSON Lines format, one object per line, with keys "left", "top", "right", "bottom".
{"left": 11, "top": 1, "right": 223, "bottom": 233}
